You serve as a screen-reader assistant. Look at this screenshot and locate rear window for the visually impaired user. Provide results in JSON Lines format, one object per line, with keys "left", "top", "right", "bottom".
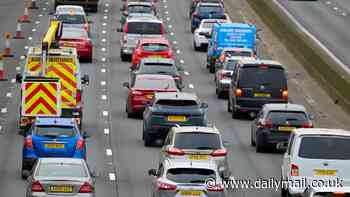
{"left": 175, "top": 132, "right": 221, "bottom": 149}
{"left": 267, "top": 111, "right": 308, "bottom": 124}
{"left": 313, "top": 193, "right": 350, "bottom": 197}
{"left": 57, "top": 14, "right": 85, "bottom": 24}
{"left": 127, "top": 22, "right": 162, "bottom": 34}
{"left": 134, "top": 78, "right": 177, "bottom": 89}
{"left": 140, "top": 65, "right": 176, "bottom": 75}
{"left": 34, "top": 125, "right": 76, "bottom": 138}
{"left": 202, "top": 22, "right": 215, "bottom": 29}
{"left": 239, "top": 65, "right": 286, "bottom": 88}
{"left": 36, "top": 163, "right": 87, "bottom": 177}
{"left": 144, "top": 62, "right": 174, "bottom": 66}
{"left": 61, "top": 28, "right": 87, "bottom": 39}
{"left": 156, "top": 99, "right": 198, "bottom": 106}
{"left": 166, "top": 168, "right": 216, "bottom": 183}
{"left": 298, "top": 136, "right": 350, "bottom": 160}
{"left": 225, "top": 50, "right": 252, "bottom": 57}
{"left": 142, "top": 43, "right": 169, "bottom": 52}
{"left": 128, "top": 5, "right": 152, "bottom": 13}
{"left": 199, "top": 5, "right": 223, "bottom": 14}
{"left": 224, "top": 60, "right": 238, "bottom": 70}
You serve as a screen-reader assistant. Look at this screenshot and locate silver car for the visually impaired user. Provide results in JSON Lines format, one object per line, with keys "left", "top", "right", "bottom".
{"left": 303, "top": 186, "right": 350, "bottom": 197}
{"left": 160, "top": 126, "right": 230, "bottom": 178}
{"left": 148, "top": 159, "right": 227, "bottom": 197}
{"left": 25, "top": 158, "right": 95, "bottom": 197}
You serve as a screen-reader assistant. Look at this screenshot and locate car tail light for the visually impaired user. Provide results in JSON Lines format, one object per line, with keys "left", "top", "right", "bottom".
{"left": 282, "top": 90, "right": 288, "bottom": 100}
{"left": 83, "top": 24, "right": 89, "bottom": 32}
{"left": 157, "top": 180, "right": 176, "bottom": 191}
{"left": 161, "top": 24, "right": 165, "bottom": 35}
{"left": 211, "top": 148, "right": 227, "bottom": 157}
{"left": 76, "top": 90, "right": 81, "bottom": 103}
{"left": 219, "top": 71, "right": 229, "bottom": 80}
{"left": 25, "top": 136, "right": 34, "bottom": 149}
{"left": 79, "top": 182, "right": 93, "bottom": 193}
{"left": 173, "top": 75, "right": 181, "bottom": 80}
{"left": 31, "top": 181, "right": 44, "bottom": 192}
{"left": 76, "top": 138, "right": 85, "bottom": 150}
{"left": 123, "top": 24, "right": 128, "bottom": 33}
{"left": 207, "top": 183, "right": 224, "bottom": 192}
{"left": 302, "top": 121, "right": 313, "bottom": 128}
{"left": 235, "top": 88, "right": 243, "bottom": 97}
{"left": 291, "top": 164, "right": 299, "bottom": 176}
{"left": 192, "top": 12, "right": 199, "bottom": 18}
{"left": 131, "top": 91, "right": 143, "bottom": 96}
{"left": 260, "top": 119, "right": 272, "bottom": 129}
{"left": 166, "top": 147, "right": 185, "bottom": 156}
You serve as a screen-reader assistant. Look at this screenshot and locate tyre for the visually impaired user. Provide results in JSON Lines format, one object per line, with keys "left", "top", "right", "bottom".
{"left": 86, "top": 55, "right": 93, "bottom": 63}
{"left": 209, "top": 66, "right": 215, "bottom": 73}
{"left": 21, "top": 162, "right": 28, "bottom": 180}
{"left": 144, "top": 134, "right": 152, "bottom": 147}
{"left": 227, "top": 100, "right": 232, "bottom": 112}
{"left": 193, "top": 41, "right": 200, "bottom": 51}
{"left": 281, "top": 186, "right": 287, "bottom": 197}
{"left": 120, "top": 51, "right": 128, "bottom": 62}
{"left": 216, "top": 88, "right": 224, "bottom": 99}
{"left": 255, "top": 135, "right": 264, "bottom": 153}
{"left": 251, "top": 130, "right": 256, "bottom": 146}
{"left": 231, "top": 106, "right": 240, "bottom": 119}
{"left": 191, "top": 26, "right": 195, "bottom": 33}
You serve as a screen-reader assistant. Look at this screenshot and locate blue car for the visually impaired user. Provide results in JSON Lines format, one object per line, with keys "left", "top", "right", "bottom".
{"left": 21, "top": 117, "right": 86, "bottom": 179}
{"left": 190, "top": 2, "right": 225, "bottom": 33}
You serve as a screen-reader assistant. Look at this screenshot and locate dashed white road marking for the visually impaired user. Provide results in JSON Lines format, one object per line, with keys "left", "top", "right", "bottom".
{"left": 102, "top": 111, "right": 109, "bottom": 116}
{"left": 1, "top": 108, "right": 7, "bottom": 113}
{"left": 189, "top": 84, "right": 194, "bottom": 89}
{"left": 170, "top": 32, "right": 174, "bottom": 36}
{"left": 109, "top": 173, "right": 116, "bottom": 181}
{"left": 24, "top": 46, "right": 29, "bottom": 50}
{"left": 101, "top": 48, "right": 106, "bottom": 52}
{"left": 105, "top": 3, "right": 110, "bottom": 7}
{"left": 342, "top": 12, "right": 347, "bottom": 16}
{"left": 102, "top": 22, "right": 107, "bottom": 26}
{"left": 102, "top": 30, "right": 107, "bottom": 34}
{"left": 101, "top": 57, "right": 106, "bottom": 62}
{"left": 104, "top": 15, "right": 108, "bottom": 19}
{"left": 164, "top": 5, "right": 168, "bottom": 9}
{"left": 184, "top": 71, "right": 189, "bottom": 76}
{"left": 166, "top": 17, "right": 171, "bottom": 21}
{"left": 106, "top": 149, "right": 113, "bottom": 156}
{"left": 104, "top": 128, "right": 110, "bottom": 134}
{"left": 42, "top": 7, "right": 47, "bottom": 11}
{"left": 326, "top": 1, "right": 331, "bottom": 5}
{"left": 28, "top": 37, "right": 33, "bottom": 41}
{"left": 16, "top": 66, "right": 20, "bottom": 71}
{"left": 101, "top": 95, "right": 107, "bottom": 100}
{"left": 35, "top": 21, "right": 40, "bottom": 24}
{"left": 333, "top": 7, "right": 338, "bottom": 11}
{"left": 102, "top": 38, "right": 107, "bottom": 42}
{"left": 11, "top": 78, "right": 16, "bottom": 83}
{"left": 176, "top": 49, "right": 181, "bottom": 54}
{"left": 180, "top": 59, "right": 184, "bottom": 64}
{"left": 101, "top": 81, "right": 106, "bottom": 86}
{"left": 165, "top": 11, "right": 169, "bottom": 15}
{"left": 101, "top": 68, "right": 106, "bottom": 73}
{"left": 20, "top": 55, "right": 25, "bottom": 60}
{"left": 38, "top": 14, "right": 43, "bottom": 17}
{"left": 32, "top": 28, "right": 36, "bottom": 32}
{"left": 168, "top": 24, "right": 173, "bottom": 29}
{"left": 6, "top": 92, "right": 12, "bottom": 97}
{"left": 172, "top": 41, "right": 177, "bottom": 45}
{"left": 104, "top": 9, "right": 108, "bottom": 13}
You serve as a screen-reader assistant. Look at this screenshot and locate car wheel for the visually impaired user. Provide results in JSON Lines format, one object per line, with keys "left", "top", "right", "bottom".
{"left": 209, "top": 66, "right": 215, "bottom": 73}
{"left": 281, "top": 186, "right": 287, "bottom": 197}
{"left": 120, "top": 51, "right": 128, "bottom": 62}
{"left": 216, "top": 88, "right": 224, "bottom": 99}
{"left": 251, "top": 129, "right": 256, "bottom": 146}
{"left": 21, "top": 163, "right": 28, "bottom": 180}
{"left": 191, "top": 26, "right": 195, "bottom": 33}
{"left": 144, "top": 135, "right": 152, "bottom": 147}
{"left": 193, "top": 40, "right": 200, "bottom": 51}
{"left": 86, "top": 56, "right": 93, "bottom": 63}
{"left": 231, "top": 106, "right": 240, "bottom": 119}
{"left": 227, "top": 100, "right": 232, "bottom": 112}
{"left": 255, "top": 134, "right": 264, "bottom": 153}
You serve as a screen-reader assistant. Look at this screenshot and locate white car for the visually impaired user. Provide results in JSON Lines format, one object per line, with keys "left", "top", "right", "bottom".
{"left": 280, "top": 128, "right": 350, "bottom": 197}
{"left": 55, "top": 5, "right": 89, "bottom": 32}
{"left": 193, "top": 19, "right": 229, "bottom": 51}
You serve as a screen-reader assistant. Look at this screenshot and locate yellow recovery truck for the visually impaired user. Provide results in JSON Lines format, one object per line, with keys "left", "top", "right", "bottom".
{"left": 17, "top": 19, "right": 89, "bottom": 133}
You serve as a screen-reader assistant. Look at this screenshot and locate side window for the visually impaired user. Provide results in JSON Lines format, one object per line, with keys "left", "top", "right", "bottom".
{"left": 287, "top": 133, "right": 295, "bottom": 155}
{"left": 157, "top": 165, "right": 164, "bottom": 177}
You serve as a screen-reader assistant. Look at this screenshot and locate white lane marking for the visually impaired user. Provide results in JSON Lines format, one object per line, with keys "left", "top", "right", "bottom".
{"left": 102, "top": 38, "right": 107, "bottom": 42}
{"left": 189, "top": 84, "right": 194, "bottom": 89}
{"left": 1, "top": 108, "right": 7, "bottom": 113}
{"left": 106, "top": 149, "right": 113, "bottom": 156}
{"left": 168, "top": 24, "right": 172, "bottom": 29}
{"left": 6, "top": 92, "right": 12, "bottom": 97}
{"left": 164, "top": 5, "right": 168, "bottom": 9}
{"left": 180, "top": 59, "right": 184, "bottom": 64}
{"left": 35, "top": 21, "right": 40, "bottom": 24}
{"left": 20, "top": 55, "right": 25, "bottom": 60}
{"left": 165, "top": 11, "right": 169, "bottom": 15}
{"left": 102, "top": 30, "right": 107, "bottom": 34}
{"left": 101, "top": 57, "right": 106, "bottom": 62}
{"left": 101, "top": 48, "right": 106, "bottom": 52}
{"left": 306, "top": 97, "right": 316, "bottom": 106}
{"left": 109, "top": 173, "right": 116, "bottom": 181}
{"left": 42, "top": 7, "right": 47, "bottom": 11}
{"left": 28, "top": 37, "right": 33, "bottom": 41}
{"left": 0, "top": 126, "right": 2, "bottom": 132}
{"left": 172, "top": 41, "right": 177, "bottom": 45}
{"left": 38, "top": 14, "right": 43, "bottom": 17}
{"left": 104, "top": 15, "right": 108, "bottom": 19}
{"left": 166, "top": 17, "right": 171, "bottom": 21}
{"left": 16, "top": 66, "right": 20, "bottom": 71}
{"left": 326, "top": 1, "right": 331, "bottom": 5}
{"left": 102, "top": 22, "right": 107, "bottom": 26}
{"left": 176, "top": 49, "right": 181, "bottom": 54}
{"left": 272, "top": 0, "right": 350, "bottom": 75}
{"left": 32, "top": 28, "right": 36, "bottom": 32}
{"left": 104, "top": 9, "right": 108, "bottom": 13}
{"left": 45, "top": 1, "right": 49, "bottom": 4}
{"left": 101, "top": 95, "right": 107, "bottom": 100}
{"left": 170, "top": 32, "right": 174, "bottom": 36}
{"left": 24, "top": 46, "right": 29, "bottom": 50}
{"left": 101, "top": 81, "right": 106, "bottom": 86}
{"left": 333, "top": 7, "right": 338, "bottom": 11}
{"left": 102, "top": 111, "right": 109, "bottom": 116}
{"left": 104, "top": 128, "right": 110, "bottom": 134}
{"left": 163, "top": 0, "right": 167, "bottom": 2}
{"left": 184, "top": 71, "right": 189, "bottom": 76}
{"left": 11, "top": 78, "right": 16, "bottom": 83}
{"left": 101, "top": 68, "right": 106, "bottom": 73}
{"left": 105, "top": 3, "right": 110, "bottom": 7}
{"left": 342, "top": 12, "right": 347, "bottom": 16}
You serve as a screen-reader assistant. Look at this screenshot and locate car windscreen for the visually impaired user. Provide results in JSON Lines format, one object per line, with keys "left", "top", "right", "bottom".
{"left": 298, "top": 136, "right": 350, "bottom": 160}
{"left": 174, "top": 132, "right": 221, "bottom": 149}
{"left": 34, "top": 125, "right": 76, "bottom": 138}
{"left": 127, "top": 22, "right": 162, "bottom": 34}
{"left": 139, "top": 65, "right": 176, "bottom": 75}
{"left": 238, "top": 65, "right": 286, "bottom": 88}
{"left": 166, "top": 168, "right": 216, "bottom": 183}
{"left": 36, "top": 163, "right": 87, "bottom": 177}
{"left": 155, "top": 99, "right": 198, "bottom": 107}
{"left": 267, "top": 111, "right": 308, "bottom": 125}
{"left": 128, "top": 5, "right": 152, "bottom": 13}
{"left": 134, "top": 78, "right": 177, "bottom": 89}
{"left": 57, "top": 14, "right": 85, "bottom": 24}
{"left": 199, "top": 5, "right": 223, "bottom": 14}
{"left": 225, "top": 50, "right": 252, "bottom": 57}
{"left": 142, "top": 43, "right": 169, "bottom": 52}
{"left": 224, "top": 60, "right": 238, "bottom": 70}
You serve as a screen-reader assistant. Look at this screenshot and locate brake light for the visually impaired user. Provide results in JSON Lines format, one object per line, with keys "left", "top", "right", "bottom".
{"left": 207, "top": 183, "right": 224, "bottom": 192}
{"left": 166, "top": 147, "right": 185, "bottom": 156}
{"left": 79, "top": 182, "right": 93, "bottom": 193}
{"left": 131, "top": 91, "right": 143, "bottom": 96}
{"left": 291, "top": 164, "right": 299, "bottom": 176}
{"left": 211, "top": 148, "right": 227, "bottom": 157}
{"left": 157, "top": 180, "right": 176, "bottom": 191}
{"left": 260, "top": 119, "right": 272, "bottom": 128}
{"left": 83, "top": 24, "right": 89, "bottom": 32}
{"left": 25, "top": 136, "right": 34, "bottom": 149}
{"left": 302, "top": 121, "right": 313, "bottom": 128}
{"left": 31, "top": 181, "right": 44, "bottom": 192}
{"left": 161, "top": 24, "right": 165, "bottom": 35}
{"left": 235, "top": 88, "right": 243, "bottom": 97}
{"left": 76, "top": 90, "right": 81, "bottom": 103}
{"left": 192, "top": 12, "right": 199, "bottom": 18}
{"left": 219, "top": 71, "right": 229, "bottom": 80}
{"left": 76, "top": 138, "right": 85, "bottom": 150}
{"left": 123, "top": 24, "right": 128, "bottom": 33}
{"left": 173, "top": 75, "right": 181, "bottom": 80}
{"left": 259, "top": 64, "right": 269, "bottom": 69}
{"left": 282, "top": 90, "right": 288, "bottom": 100}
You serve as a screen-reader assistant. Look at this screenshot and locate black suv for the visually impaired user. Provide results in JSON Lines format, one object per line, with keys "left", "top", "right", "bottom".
{"left": 227, "top": 59, "right": 288, "bottom": 119}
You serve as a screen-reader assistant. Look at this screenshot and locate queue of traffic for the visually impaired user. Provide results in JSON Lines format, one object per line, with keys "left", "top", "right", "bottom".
{"left": 14, "top": 0, "right": 350, "bottom": 197}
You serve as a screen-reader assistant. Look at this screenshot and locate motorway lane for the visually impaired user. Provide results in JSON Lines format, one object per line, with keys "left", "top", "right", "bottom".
{"left": 0, "top": 0, "right": 118, "bottom": 196}
{"left": 277, "top": 0, "right": 350, "bottom": 69}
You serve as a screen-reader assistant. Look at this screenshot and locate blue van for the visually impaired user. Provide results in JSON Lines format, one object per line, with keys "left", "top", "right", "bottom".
{"left": 207, "top": 23, "right": 257, "bottom": 73}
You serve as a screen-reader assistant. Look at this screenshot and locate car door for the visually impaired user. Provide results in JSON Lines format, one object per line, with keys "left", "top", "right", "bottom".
{"left": 282, "top": 133, "right": 295, "bottom": 179}
{"left": 252, "top": 110, "right": 263, "bottom": 142}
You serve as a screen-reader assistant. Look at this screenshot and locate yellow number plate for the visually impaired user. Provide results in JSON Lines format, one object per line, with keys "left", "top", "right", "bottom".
{"left": 64, "top": 43, "right": 75, "bottom": 47}
{"left": 167, "top": 115, "right": 187, "bottom": 122}
{"left": 314, "top": 169, "right": 337, "bottom": 176}
{"left": 150, "top": 55, "right": 162, "bottom": 58}
{"left": 45, "top": 144, "right": 64, "bottom": 149}
{"left": 188, "top": 154, "right": 209, "bottom": 160}
{"left": 48, "top": 186, "right": 73, "bottom": 193}
{"left": 180, "top": 190, "right": 202, "bottom": 196}
{"left": 254, "top": 93, "right": 271, "bottom": 97}
{"left": 278, "top": 126, "right": 296, "bottom": 132}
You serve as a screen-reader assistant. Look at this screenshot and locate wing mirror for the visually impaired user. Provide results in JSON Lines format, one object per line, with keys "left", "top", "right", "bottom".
{"left": 122, "top": 82, "right": 130, "bottom": 89}
{"left": 201, "top": 102, "right": 208, "bottom": 109}
{"left": 81, "top": 74, "right": 89, "bottom": 85}
{"left": 123, "top": 11, "right": 128, "bottom": 16}
{"left": 16, "top": 73, "right": 23, "bottom": 83}
{"left": 148, "top": 169, "right": 158, "bottom": 176}
{"left": 117, "top": 27, "right": 123, "bottom": 32}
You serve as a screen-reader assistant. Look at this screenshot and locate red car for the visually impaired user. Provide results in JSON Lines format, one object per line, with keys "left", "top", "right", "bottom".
{"left": 123, "top": 74, "right": 179, "bottom": 117}
{"left": 59, "top": 27, "right": 93, "bottom": 62}
{"left": 131, "top": 38, "right": 174, "bottom": 69}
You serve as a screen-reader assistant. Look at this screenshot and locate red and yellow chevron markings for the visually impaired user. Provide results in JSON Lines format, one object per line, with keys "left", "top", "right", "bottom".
{"left": 22, "top": 82, "right": 61, "bottom": 116}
